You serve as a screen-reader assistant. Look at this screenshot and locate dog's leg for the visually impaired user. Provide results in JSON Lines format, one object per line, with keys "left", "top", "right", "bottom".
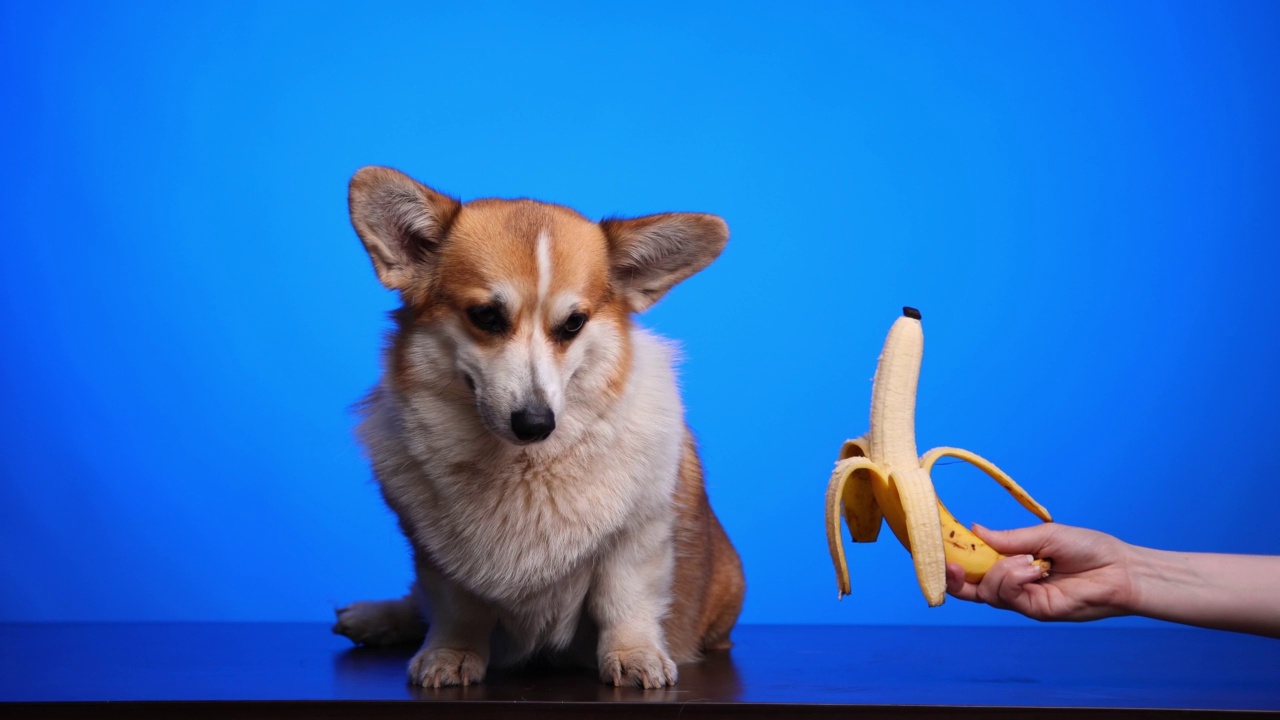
{"left": 589, "top": 519, "right": 678, "bottom": 688}
{"left": 332, "top": 594, "right": 427, "bottom": 646}
{"left": 407, "top": 562, "right": 496, "bottom": 688}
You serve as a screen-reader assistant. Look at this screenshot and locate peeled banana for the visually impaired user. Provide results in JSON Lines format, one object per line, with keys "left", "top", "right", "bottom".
{"left": 824, "top": 307, "right": 1053, "bottom": 606}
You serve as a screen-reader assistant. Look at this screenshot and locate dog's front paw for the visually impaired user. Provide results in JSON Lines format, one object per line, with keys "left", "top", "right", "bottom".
{"left": 409, "top": 647, "right": 487, "bottom": 688}
{"left": 600, "top": 646, "right": 678, "bottom": 688}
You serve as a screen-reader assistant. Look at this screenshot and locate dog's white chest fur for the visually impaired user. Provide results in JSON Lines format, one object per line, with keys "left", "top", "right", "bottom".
{"left": 360, "top": 328, "right": 684, "bottom": 618}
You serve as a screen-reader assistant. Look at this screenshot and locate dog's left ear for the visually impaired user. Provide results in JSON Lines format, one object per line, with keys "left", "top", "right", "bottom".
{"left": 601, "top": 213, "right": 729, "bottom": 312}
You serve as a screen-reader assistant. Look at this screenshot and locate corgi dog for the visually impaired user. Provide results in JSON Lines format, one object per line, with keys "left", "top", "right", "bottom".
{"left": 332, "top": 166, "right": 745, "bottom": 689}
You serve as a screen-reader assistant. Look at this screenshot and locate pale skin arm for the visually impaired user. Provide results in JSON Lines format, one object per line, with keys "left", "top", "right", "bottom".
{"left": 946, "top": 523, "right": 1280, "bottom": 639}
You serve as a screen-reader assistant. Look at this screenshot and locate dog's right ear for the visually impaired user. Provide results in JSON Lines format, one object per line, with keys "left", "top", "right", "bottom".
{"left": 348, "top": 166, "right": 461, "bottom": 292}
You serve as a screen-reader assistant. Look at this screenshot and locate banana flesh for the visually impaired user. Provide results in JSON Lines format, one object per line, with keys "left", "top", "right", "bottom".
{"left": 824, "top": 308, "right": 1053, "bottom": 606}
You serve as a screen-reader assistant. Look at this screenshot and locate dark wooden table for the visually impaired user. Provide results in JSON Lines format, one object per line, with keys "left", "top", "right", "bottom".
{"left": 1, "top": 623, "right": 1277, "bottom": 717}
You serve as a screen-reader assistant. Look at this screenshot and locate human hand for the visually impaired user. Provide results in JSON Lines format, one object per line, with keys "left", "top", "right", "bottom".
{"left": 945, "top": 523, "right": 1138, "bottom": 622}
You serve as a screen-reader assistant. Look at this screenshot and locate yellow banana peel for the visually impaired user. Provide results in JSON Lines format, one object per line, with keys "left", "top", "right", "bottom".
{"left": 825, "top": 307, "right": 1053, "bottom": 606}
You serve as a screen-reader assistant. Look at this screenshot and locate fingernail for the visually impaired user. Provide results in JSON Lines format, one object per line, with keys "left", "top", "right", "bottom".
{"left": 1019, "top": 558, "right": 1043, "bottom": 579}
{"left": 1022, "top": 554, "right": 1036, "bottom": 565}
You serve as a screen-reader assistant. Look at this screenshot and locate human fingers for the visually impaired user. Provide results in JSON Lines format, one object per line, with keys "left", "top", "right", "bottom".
{"left": 975, "top": 554, "right": 1045, "bottom": 610}
{"left": 972, "top": 523, "right": 1059, "bottom": 558}
{"left": 946, "top": 561, "right": 980, "bottom": 602}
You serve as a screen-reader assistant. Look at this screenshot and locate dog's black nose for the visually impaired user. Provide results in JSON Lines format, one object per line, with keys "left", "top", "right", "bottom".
{"left": 511, "top": 407, "right": 556, "bottom": 442}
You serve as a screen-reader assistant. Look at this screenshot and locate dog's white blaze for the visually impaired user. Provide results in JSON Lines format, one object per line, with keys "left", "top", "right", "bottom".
{"left": 535, "top": 229, "right": 552, "bottom": 308}
{"left": 530, "top": 326, "right": 563, "bottom": 412}
{"left": 529, "top": 228, "right": 564, "bottom": 413}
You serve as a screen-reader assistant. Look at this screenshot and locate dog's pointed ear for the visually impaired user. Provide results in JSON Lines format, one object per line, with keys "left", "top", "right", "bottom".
{"left": 600, "top": 212, "right": 729, "bottom": 312}
{"left": 348, "top": 166, "right": 461, "bottom": 292}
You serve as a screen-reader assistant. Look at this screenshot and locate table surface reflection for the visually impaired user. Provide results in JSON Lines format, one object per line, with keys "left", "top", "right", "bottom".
{"left": 1, "top": 623, "right": 1278, "bottom": 717}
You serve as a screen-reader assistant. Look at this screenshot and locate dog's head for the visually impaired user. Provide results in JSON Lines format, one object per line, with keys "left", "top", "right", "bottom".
{"left": 348, "top": 166, "right": 728, "bottom": 446}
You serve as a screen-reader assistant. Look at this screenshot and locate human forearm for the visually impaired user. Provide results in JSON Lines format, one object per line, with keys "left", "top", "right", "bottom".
{"left": 1127, "top": 546, "right": 1280, "bottom": 638}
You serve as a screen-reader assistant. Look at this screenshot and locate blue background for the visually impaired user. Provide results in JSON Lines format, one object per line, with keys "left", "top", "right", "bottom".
{"left": 3, "top": 1, "right": 1278, "bottom": 628}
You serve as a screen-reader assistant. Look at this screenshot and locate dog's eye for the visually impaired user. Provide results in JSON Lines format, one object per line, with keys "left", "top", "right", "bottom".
{"left": 558, "top": 312, "right": 588, "bottom": 341}
{"left": 466, "top": 305, "right": 507, "bottom": 334}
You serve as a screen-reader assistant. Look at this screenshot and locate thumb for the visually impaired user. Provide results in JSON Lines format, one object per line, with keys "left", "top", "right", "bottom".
{"left": 972, "top": 523, "right": 1057, "bottom": 556}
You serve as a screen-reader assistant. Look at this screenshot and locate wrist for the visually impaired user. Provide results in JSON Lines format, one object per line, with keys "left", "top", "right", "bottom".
{"left": 1122, "top": 543, "right": 1209, "bottom": 623}
{"left": 1113, "top": 540, "right": 1155, "bottom": 617}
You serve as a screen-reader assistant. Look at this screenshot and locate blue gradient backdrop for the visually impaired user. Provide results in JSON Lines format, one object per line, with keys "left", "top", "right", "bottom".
{"left": 3, "top": 2, "right": 1278, "bottom": 628}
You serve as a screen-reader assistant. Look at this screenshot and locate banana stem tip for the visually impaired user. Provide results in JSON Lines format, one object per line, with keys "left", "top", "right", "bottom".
{"left": 903, "top": 306, "right": 922, "bottom": 320}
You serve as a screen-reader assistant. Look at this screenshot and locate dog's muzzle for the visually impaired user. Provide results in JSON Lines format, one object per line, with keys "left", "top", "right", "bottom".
{"left": 511, "top": 406, "right": 556, "bottom": 442}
